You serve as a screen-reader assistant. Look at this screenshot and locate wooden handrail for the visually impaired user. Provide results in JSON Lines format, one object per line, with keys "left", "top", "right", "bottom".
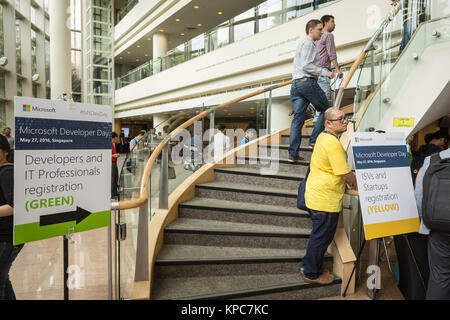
{"left": 115, "top": 80, "right": 293, "bottom": 210}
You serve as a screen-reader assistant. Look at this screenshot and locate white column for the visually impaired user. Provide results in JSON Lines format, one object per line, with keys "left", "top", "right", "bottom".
{"left": 153, "top": 114, "right": 170, "bottom": 135}
{"left": 152, "top": 33, "right": 169, "bottom": 58}
{"left": 270, "top": 101, "right": 293, "bottom": 133}
{"left": 49, "top": 0, "right": 72, "bottom": 99}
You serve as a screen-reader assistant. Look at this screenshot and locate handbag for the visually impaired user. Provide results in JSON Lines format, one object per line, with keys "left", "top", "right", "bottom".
{"left": 297, "top": 166, "right": 310, "bottom": 211}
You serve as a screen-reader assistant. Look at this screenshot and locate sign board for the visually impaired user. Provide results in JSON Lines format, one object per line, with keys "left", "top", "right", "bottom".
{"left": 351, "top": 132, "right": 420, "bottom": 240}
{"left": 14, "top": 97, "right": 112, "bottom": 245}
{"left": 393, "top": 118, "right": 414, "bottom": 127}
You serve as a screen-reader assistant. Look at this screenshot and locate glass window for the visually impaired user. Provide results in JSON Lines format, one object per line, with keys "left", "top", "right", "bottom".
{"left": 70, "top": 0, "right": 82, "bottom": 31}
{"left": 234, "top": 21, "right": 255, "bottom": 42}
{"left": 32, "top": 83, "right": 38, "bottom": 97}
{"left": 17, "top": 78, "right": 22, "bottom": 96}
{"left": 258, "top": 0, "right": 283, "bottom": 32}
{"left": 0, "top": 101, "right": 5, "bottom": 131}
{"left": 31, "top": 30, "right": 37, "bottom": 76}
{"left": 0, "top": 71, "right": 5, "bottom": 98}
{"left": 45, "top": 39, "right": 50, "bottom": 86}
{"left": 0, "top": 4, "right": 4, "bottom": 57}
{"left": 16, "top": 19, "right": 21, "bottom": 74}
{"left": 189, "top": 34, "right": 205, "bottom": 58}
{"left": 31, "top": 6, "right": 36, "bottom": 25}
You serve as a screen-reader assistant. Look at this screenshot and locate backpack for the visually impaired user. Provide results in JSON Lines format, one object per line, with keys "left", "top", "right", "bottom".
{"left": 422, "top": 153, "right": 450, "bottom": 233}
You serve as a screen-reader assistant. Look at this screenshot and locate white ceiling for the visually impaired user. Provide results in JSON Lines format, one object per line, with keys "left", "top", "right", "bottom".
{"left": 115, "top": 0, "right": 266, "bottom": 66}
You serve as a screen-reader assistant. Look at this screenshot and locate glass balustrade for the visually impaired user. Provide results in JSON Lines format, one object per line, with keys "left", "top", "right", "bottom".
{"left": 116, "top": 0, "right": 337, "bottom": 89}
{"left": 356, "top": 16, "right": 450, "bottom": 132}
{"left": 115, "top": 81, "right": 289, "bottom": 299}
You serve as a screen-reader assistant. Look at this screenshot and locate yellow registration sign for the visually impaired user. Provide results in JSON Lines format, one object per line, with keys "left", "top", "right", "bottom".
{"left": 393, "top": 118, "right": 414, "bottom": 127}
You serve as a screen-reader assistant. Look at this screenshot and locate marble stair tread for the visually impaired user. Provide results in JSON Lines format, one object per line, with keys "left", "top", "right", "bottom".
{"left": 259, "top": 144, "right": 313, "bottom": 150}
{"left": 165, "top": 218, "right": 311, "bottom": 236}
{"left": 180, "top": 197, "right": 308, "bottom": 216}
{"left": 214, "top": 166, "right": 305, "bottom": 180}
{"left": 195, "top": 181, "right": 298, "bottom": 197}
{"left": 152, "top": 273, "right": 341, "bottom": 300}
{"left": 156, "top": 244, "right": 308, "bottom": 263}
{"left": 236, "top": 155, "right": 310, "bottom": 165}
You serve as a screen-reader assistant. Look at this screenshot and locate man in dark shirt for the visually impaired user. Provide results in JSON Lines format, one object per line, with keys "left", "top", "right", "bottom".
{"left": 411, "top": 130, "right": 449, "bottom": 183}
{"left": 0, "top": 134, "right": 23, "bottom": 300}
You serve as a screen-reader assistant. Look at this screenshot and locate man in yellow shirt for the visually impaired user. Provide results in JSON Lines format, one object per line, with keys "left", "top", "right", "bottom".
{"left": 301, "top": 107, "right": 357, "bottom": 284}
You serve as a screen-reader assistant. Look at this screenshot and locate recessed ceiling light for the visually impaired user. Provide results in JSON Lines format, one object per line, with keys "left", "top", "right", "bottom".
{"left": 218, "top": 11, "right": 223, "bottom": 15}
{"left": 194, "top": 5, "right": 199, "bottom": 9}
{"left": 147, "top": 37, "right": 151, "bottom": 41}
{"left": 180, "top": 33, "right": 185, "bottom": 36}
{"left": 119, "top": 57, "right": 123, "bottom": 60}
{"left": 250, "top": 107, "right": 255, "bottom": 110}
{"left": 159, "top": 29, "right": 164, "bottom": 32}
{"left": 197, "top": 23, "right": 202, "bottom": 27}
{"left": 136, "top": 58, "right": 140, "bottom": 62}
{"left": 175, "top": 18, "right": 180, "bottom": 22}
{"left": 144, "top": 53, "right": 148, "bottom": 57}
{"left": 137, "top": 45, "right": 140, "bottom": 48}
{"left": 127, "top": 51, "right": 132, "bottom": 54}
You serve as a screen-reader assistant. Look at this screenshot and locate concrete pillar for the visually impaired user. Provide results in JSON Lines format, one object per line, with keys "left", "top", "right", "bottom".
{"left": 152, "top": 33, "right": 169, "bottom": 58}
{"left": 153, "top": 114, "right": 170, "bottom": 135}
{"left": 152, "top": 33, "right": 168, "bottom": 73}
{"left": 49, "top": 0, "right": 72, "bottom": 99}
{"left": 270, "top": 101, "right": 293, "bottom": 133}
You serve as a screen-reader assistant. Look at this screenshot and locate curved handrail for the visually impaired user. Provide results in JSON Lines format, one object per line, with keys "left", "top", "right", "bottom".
{"left": 354, "top": 14, "right": 450, "bottom": 131}
{"left": 333, "top": 0, "right": 403, "bottom": 109}
{"left": 112, "top": 79, "right": 293, "bottom": 210}
{"left": 112, "top": 1, "right": 404, "bottom": 211}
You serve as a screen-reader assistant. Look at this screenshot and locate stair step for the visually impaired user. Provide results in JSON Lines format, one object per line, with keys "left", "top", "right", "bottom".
{"left": 164, "top": 218, "right": 311, "bottom": 249}
{"left": 180, "top": 197, "right": 310, "bottom": 228}
{"left": 214, "top": 166, "right": 304, "bottom": 190}
{"left": 234, "top": 156, "right": 309, "bottom": 174}
{"left": 281, "top": 134, "right": 311, "bottom": 145}
{"left": 258, "top": 144, "right": 313, "bottom": 160}
{"left": 152, "top": 273, "right": 341, "bottom": 300}
{"left": 155, "top": 245, "right": 335, "bottom": 278}
{"left": 195, "top": 181, "right": 299, "bottom": 208}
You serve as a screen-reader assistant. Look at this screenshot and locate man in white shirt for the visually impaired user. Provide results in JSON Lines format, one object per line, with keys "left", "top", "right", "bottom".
{"left": 213, "top": 124, "right": 230, "bottom": 162}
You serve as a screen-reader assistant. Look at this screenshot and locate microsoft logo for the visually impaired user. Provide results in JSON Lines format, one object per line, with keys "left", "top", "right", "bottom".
{"left": 23, "top": 104, "right": 31, "bottom": 112}
{"left": 354, "top": 137, "right": 360, "bottom": 143}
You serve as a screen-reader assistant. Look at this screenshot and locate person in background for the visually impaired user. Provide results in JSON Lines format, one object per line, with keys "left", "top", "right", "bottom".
{"left": 240, "top": 128, "right": 256, "bottom": 146}
{"left": 411, "top": 130, "right": 449, "bottom": 183}
{"left": 111, "top": 132, "right": 120, "bottom": 199}
{"left": 0, "top": 135, "right": 23, "bottom": 300}
{"left": 129, "top": 130, "right": 147, "bottom": 186}
{"left": 300, "top": 107, "right": 356, "bottom": 285}
{"left": 1, "top": 128, "right": 14, "bottom": 163}
{"left": 288, "top": 19, "right": 334, "bottom": 163}
{"left": 213, "top": 124, "right": 230, "bottom": 161}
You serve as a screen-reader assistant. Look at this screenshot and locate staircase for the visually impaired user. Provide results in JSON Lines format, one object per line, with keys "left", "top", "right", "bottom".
{"left": 151, "top": 124, "right": 349, "bottom": 300}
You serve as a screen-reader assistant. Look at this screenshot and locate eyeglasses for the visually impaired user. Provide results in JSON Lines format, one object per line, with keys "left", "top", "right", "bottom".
{"left": 328, "top": 117, "right": 349, "bottom": 123}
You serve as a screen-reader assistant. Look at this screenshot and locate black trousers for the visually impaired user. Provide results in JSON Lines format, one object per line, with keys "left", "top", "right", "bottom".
{"left": 111, "top": 161, "right": 118, "bottom": 198}
{"left": 426, "top": 231, "right": 450, "bottom": 300}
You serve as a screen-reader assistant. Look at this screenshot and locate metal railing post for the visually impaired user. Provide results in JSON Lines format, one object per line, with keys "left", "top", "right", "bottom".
{"left": 134, "top": 204, "right": 149, "bottom": 282}
{"left": 159, "top": 144, "right": 169, "bottom": 210}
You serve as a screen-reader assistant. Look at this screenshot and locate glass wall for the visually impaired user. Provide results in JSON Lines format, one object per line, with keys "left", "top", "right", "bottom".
{"left": 84, "top": 0, "right": 114, "bottom": 106}
{"left": 31, "top": 29, "right": 37, "bottom": 76}
{"left": 71, "top": 0, "right": 82, "bottom": 102}
{"left": 116, "top": 0, "right": 337, "bottom": 89}
{"left": 0, "top": 4, "right": 4, "bottom": 58}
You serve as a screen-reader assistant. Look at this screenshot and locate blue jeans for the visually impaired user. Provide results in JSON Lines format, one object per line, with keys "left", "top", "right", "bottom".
{"left": 0, "top": 242, "right": 24, "bottom": 300}
{"left": 313, "top": 76, "right": 331, "bottom": 123}
{"left": 302, "top": 209, "right": 339, "bottom": 280}
{"left": 288, "top": 78, "right": 331, "bottom": 159}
